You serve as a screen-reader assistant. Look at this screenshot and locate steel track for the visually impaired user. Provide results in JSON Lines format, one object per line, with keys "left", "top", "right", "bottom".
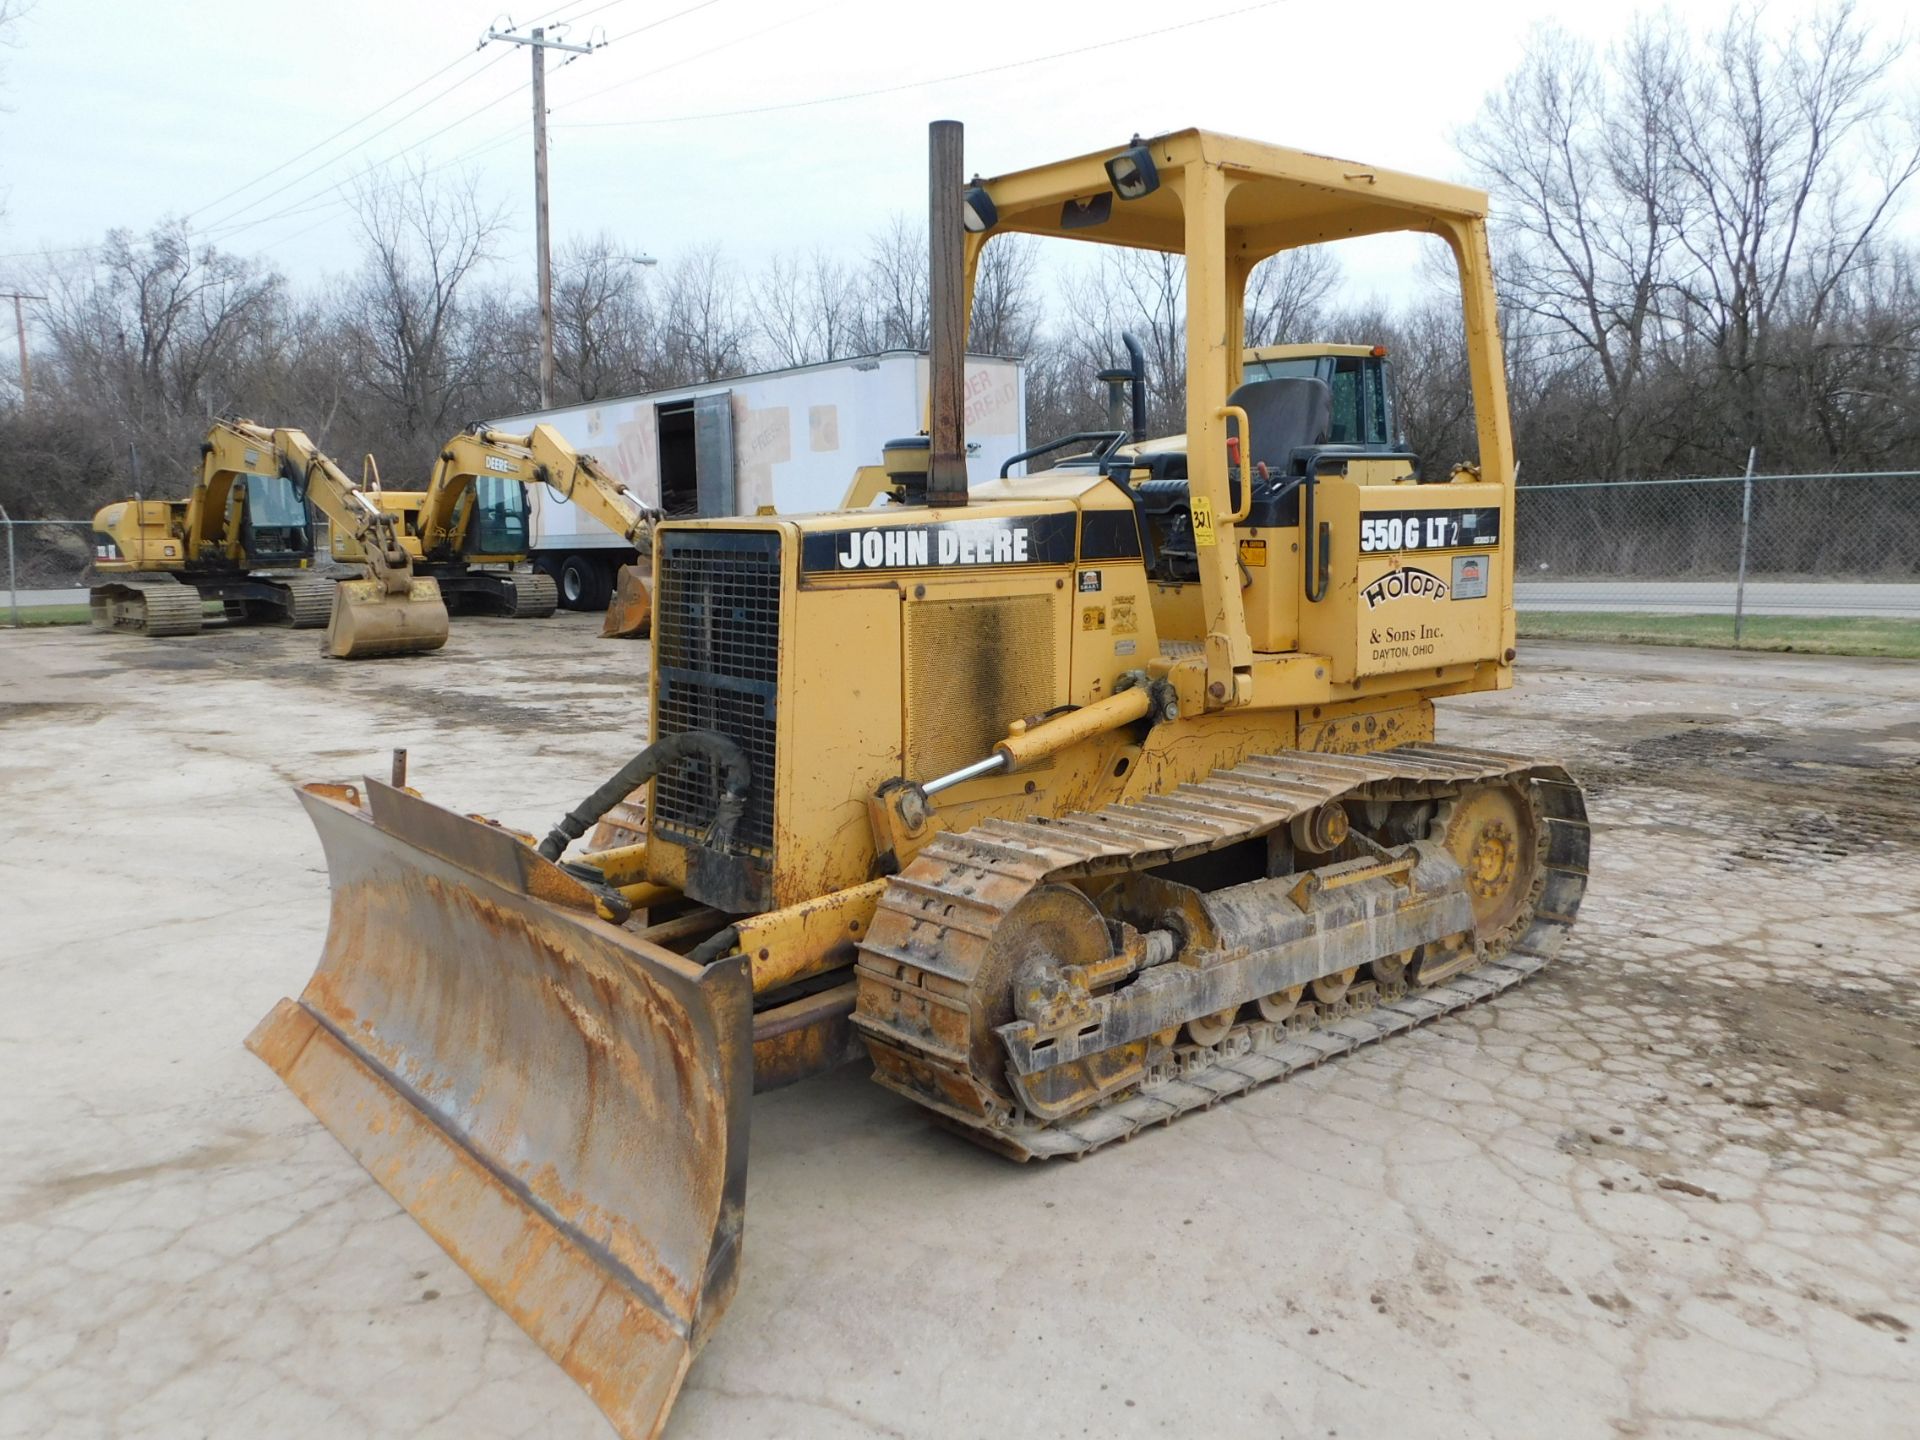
{"left": 855, "top": 744, "right": 1590, "bottom": 1160}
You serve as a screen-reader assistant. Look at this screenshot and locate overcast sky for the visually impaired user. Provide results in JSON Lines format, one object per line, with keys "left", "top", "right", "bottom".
{"left": 2, "top": 0, "right": 1916, "bottom": 305}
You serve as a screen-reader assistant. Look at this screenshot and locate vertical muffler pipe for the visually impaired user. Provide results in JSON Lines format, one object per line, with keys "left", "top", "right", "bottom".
{"left": 926, "top": 119, "right": 969, "bottom": 508}
{"left": 1122, "top": 330, "right": 1148, "bottom": 442}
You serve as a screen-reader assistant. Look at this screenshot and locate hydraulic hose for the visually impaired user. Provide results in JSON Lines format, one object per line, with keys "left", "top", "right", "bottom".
{"left": 538, "top": 730, "right": 752, "bottom": 862}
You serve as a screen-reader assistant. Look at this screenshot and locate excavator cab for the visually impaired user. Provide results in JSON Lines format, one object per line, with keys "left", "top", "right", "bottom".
{"left": 463, "top": 474, "right": 533, "bottom": 559}
{"left": 1244, "top": 344, "right": 1398, "bottom": 448}
{"left": 233, "top": 470, "right": 315, "bottom": 566}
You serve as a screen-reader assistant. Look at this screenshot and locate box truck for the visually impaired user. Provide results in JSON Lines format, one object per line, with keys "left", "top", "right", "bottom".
{"left": 490, "top": 350, "right": 1027, "bottom": 609}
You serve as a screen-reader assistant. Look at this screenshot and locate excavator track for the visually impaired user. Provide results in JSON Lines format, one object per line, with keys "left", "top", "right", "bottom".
{"left": 507, "top": 571, "right": 559, "bottom": 618}
{"left": 88, "top": 577, "right": 205, "bottom": 637}
{"left": 854, "top": 744, "right": 1589, "bottom": 1161}
{"left": 276, "top": 573, "right": 339, "bottom": 629}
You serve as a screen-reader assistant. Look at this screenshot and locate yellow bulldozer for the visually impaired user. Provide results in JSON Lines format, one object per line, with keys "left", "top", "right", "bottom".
{"left": 89, "top": 420, "right": 451, "bottom": 658}
{"left": 250, "top": 124, "right": 1590, "bottom": 1437}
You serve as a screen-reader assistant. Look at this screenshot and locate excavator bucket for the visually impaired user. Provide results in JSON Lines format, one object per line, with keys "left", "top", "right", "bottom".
{"left": 248, "top": 780, "right": 753, "bottom": 1439}
{"left": 601, "top": 564, "right": 652, "bottom": 639}
{"left": 324, "top": 577, "right": 451, "bottom": 659}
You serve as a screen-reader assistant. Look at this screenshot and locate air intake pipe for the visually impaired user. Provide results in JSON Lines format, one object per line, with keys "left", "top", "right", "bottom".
{"left": 537, "top": 730, "right": 751, "bottom": 862}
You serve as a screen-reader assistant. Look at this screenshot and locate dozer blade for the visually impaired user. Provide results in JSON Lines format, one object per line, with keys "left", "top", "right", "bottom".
{"left": 324, "top": 576, "right": 451, "bottom": 659}
{"left": 601, "top": 564, "right": 652, "bottom": 639}
{"left": 248, "top": 780, "right": 753, "bottom": 1440}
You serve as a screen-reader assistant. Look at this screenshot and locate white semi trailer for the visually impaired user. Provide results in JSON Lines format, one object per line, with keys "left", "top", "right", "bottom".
{"left": 490, "top": 350, "right": 1027, "bottom": 609}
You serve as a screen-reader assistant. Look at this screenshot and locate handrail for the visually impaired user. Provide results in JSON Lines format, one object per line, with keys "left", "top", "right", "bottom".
{"left": 1216, "top": 405, "right": 1252, "bottom": 522}
{"left": 998, "top": 430, "right": 1128, "bottom": 478}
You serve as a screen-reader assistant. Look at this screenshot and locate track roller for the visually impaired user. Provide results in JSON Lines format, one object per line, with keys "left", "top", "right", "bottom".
{"left": 507, "top": 572, "right": 559, "bottom": 618}
{"left": 89, "top": 579, "right": 204, "bottom": 637}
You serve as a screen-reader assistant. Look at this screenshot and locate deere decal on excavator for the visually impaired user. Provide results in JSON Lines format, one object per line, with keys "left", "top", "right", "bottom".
{"left": 251, "top": 123, "right": 1589, "bottom": 1437}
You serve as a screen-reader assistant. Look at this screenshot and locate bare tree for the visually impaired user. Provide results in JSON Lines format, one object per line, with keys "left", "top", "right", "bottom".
{"left": 1458, "top": 19, "right": 1683, "bottom": 476}
{"left": 657, "top": 243, "right": 755, "bottom": 384}
{"left": 341, "top": 162, "right": 506, "bottom": 470}
{"left": 1661, "top": 1, "right": 1920, "bottom": 456}
{"left": 969, "top": 234, "right": 1041, "bottom": 357}
{"left": 36, "top": 219, "right": 283, "bottom": 479}
{"left": 549, "top": 233, "right": 655, "bottom": 402}
{"left": 757, "top": 249, "right": 862, "bottom": 367}
{"left": 1244, "top": 245, "right": 1340, "bottom": 346}
{"left": 857, "top": 214, "right": 929, "bottom": 351}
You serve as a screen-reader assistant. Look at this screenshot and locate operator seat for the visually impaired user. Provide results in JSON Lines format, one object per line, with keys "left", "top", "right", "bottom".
{"left": 1224, "top": 376, "right": 1334, "bottom": 472}
{"left": 1126, "top": 378, "right": 1337, "bottom": 575}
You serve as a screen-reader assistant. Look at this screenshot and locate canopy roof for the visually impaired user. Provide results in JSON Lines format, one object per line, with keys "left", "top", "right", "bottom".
{"left": 975, "top": 129, "right": 1488, "bottom": 260}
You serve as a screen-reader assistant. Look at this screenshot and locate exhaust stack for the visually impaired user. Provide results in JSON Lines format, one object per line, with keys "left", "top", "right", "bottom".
{"left": 926, "top": 119, "right": 968, "bottom": 508}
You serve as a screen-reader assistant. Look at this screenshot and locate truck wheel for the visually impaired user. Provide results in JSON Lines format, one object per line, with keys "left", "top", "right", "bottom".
{"left": 559, "top": 553, "right": 611, "bottom": 611}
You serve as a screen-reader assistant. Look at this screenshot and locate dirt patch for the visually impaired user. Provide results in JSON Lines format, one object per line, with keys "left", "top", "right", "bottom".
{"left": 106, "top": 650, "right": 225, "bottom": 672}
{"left": 0, "top": 701, "right": 103, "bottom": 727}
{"left": 1583, "top": 717, "right": 1920, "bottom": 854}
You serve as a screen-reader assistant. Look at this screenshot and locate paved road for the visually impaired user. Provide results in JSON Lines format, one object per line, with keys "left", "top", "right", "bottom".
{"left": 3, "top": 587, "right": 89, "bottom": 611}
{"left": 1515, "top": 579, "right": 1920, "bottom": 618}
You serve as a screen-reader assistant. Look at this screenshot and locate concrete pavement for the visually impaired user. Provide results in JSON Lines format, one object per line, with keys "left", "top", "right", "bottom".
{"left": 2, "top": 619, "right": 1916, "bottom": 1439}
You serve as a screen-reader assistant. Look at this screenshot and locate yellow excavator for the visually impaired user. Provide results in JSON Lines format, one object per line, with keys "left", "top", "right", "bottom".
{"left": 90, "top": 420, "right": 450, "bottom": 657}
{"left": 250, "top": 124, "right": 1590, "bottom": 1438}
{"left": 338, "top": 422, "right": 657, "bottom": 633}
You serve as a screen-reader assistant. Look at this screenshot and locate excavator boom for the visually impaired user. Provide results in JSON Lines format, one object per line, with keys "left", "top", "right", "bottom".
{"left": 271, "top": 430, "right": 450, "bottom": 658}
{"left": 395, "top": 423, "right": 657, "bottom": 632}
{"left": 87, "top": 419, "right": 448, "bottom": 653}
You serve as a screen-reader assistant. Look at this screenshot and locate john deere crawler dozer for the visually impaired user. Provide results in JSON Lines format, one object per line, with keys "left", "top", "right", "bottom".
{"left": 251, "top": 123, "right": 1589, "bottom": 1438}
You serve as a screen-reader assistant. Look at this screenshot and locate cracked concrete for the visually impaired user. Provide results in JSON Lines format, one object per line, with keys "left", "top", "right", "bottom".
{"left": 2, "top": 619, "right": 1915, "bottom": 1438}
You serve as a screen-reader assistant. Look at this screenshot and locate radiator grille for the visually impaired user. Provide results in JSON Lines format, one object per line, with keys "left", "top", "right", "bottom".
{"left": 652, "top": 530, "right": 781, "bottom": 858}
{"left": 905, "top": 594, "right": 1057, "bottom": 781}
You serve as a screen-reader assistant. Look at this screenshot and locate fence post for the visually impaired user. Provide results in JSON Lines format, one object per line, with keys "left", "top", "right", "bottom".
{"left": 1, "top": 502, "right": 16, "bottom": 630}
{"left": 1732, "top": 446, "right": 1757, "bottom": 645}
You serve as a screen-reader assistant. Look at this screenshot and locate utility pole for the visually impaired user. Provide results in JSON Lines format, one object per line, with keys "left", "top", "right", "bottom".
{"left": 483, "top": 24, "right": 601, "bottom": 411}
{"left": 2, "top": 292, "right": 44, "bottom": 407}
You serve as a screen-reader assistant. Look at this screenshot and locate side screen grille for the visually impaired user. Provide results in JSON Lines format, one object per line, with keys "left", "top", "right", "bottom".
{"left": 653, "top": 530, "right": 782, "bottom": 858}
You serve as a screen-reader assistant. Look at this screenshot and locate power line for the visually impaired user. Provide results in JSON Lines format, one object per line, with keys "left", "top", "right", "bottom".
{"left": 603, "top": 0, "right": 725, "bottom": 45}
{"left": 223, "top": 0, "right": 801, "bottom": 241}
{"left": 193, "top": 1, "right": 680, "bottom": 246}
{"left": 483, "top": 24, "right": 606, "bottom": 408}
{"left": 551, "top": 0, "right": 832, "bottom": 114}
{"left": 556, "top": 0, "right": 1287, "bottom": 129}
{"left": 194, "top": 48, "right": 519, "bottom": 234}
{"left": 185, "top": 46, "right": 500, "bottom": 222}
{"left": 199, "top": 114, "right": 527, "bottom": 250}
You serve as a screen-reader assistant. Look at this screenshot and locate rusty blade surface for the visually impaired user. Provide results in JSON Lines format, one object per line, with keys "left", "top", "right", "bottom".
{"left": 248, "top": 780, "right": 752, "bottom": 1440}
{"left": 601, "top": 564, "right": 652, "bottom": 639}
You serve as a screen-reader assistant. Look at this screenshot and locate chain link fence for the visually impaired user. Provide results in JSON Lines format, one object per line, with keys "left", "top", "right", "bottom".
{"left": 9, "top": 473, "right": 1920, "bottom": 640}
{"left": 1513, "top": 469, "right": 1920, "bottom": 643}
{"left": 1, "top": 513, "right": 98, "bottom": 624}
